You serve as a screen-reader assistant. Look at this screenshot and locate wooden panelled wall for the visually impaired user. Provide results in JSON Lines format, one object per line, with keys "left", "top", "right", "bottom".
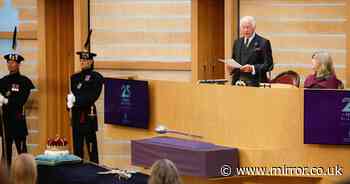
{"left": 192, "top": 0, "right": 226, "bottom": 81}
{"left": 38, "top": 0, "right": 74, "bottom": 152}
{"left": 0, "top": 0, "right": 39, "bottom": 156}
{"left": 91, "top": 0, "right": 192, "bottom": 82}
{"left": 240, "top": 0, "right": 348, "bottom": 85}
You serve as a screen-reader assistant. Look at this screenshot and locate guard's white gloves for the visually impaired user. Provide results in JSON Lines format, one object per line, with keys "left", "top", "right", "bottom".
{"left": 0, "top": 94, "right": 8, "bottom": 106}
{"left": 67, "top": 93, "right": 76, "bottom": 109}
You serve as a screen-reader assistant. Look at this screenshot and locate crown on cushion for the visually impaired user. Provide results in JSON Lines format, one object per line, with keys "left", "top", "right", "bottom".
{"left": 47, "top": 135, "right": 68, "bottom": 150}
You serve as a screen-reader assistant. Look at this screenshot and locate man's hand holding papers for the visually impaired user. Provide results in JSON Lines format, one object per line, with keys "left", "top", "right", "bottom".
{"left": 218, "top": 58, "right": 242, "bottom": 68}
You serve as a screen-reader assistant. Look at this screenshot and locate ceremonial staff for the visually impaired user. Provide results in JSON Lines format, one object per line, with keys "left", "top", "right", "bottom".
{"left": 0, "top": 106, "right": 8, "bottom": 169}
{"left": 155, "top": 125, "right": 203, "bottom": 139}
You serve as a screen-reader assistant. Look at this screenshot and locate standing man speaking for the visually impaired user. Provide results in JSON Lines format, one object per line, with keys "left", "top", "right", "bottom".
{"left": 227, "top": 16, "right": 273, "bottom": 86}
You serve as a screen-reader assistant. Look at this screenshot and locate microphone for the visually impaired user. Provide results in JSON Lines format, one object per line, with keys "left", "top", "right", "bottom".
{"left": 197, "top": 79, "right": 228, "bottom": 85}
{"left": 155, "top": 125, "right": 203, "bottom": 139}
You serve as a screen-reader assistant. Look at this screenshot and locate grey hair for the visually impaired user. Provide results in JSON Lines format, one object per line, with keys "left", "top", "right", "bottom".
{"left": 240, "top": 16, "right": 256, "bottom": 28}
{"left": 312, "top": 51, "right": 335, "bottom": 78}
{"left": 148, "top": 159, "right": 182, "bottom": 184}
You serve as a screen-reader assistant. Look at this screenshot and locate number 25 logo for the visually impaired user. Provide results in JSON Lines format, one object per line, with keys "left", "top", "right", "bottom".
{"left": 342, "top": 98, "right": 350, "bottom": 112}
{"left": 121, "top": 84, "right": 131, "bottom": 98}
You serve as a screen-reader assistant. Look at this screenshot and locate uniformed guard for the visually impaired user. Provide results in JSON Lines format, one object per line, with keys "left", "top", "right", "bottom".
{"left": 67, "top": 30, "right": 103, "bottom": 163}
{"left": 0, "top": 27, "right": 35, "bottom": 166}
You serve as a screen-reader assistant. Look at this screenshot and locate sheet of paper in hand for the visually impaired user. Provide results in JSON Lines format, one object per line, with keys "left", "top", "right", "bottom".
{"left": 218, "top": 58, "right": 242, "bottom": 68}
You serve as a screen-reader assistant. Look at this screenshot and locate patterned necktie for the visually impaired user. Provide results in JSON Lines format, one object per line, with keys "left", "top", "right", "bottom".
{"left": 245, "top": 39, "right": 249, "bottom": 47}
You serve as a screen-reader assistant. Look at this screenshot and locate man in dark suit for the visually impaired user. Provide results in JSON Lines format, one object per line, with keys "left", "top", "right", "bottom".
{"left": 227, "top": 16, "right": 273, "bottom": 86}
{"left": 67, "top": 30, "right": 103, "bottom": 163}
{"left": 0, "top": 27, "right": 35, "bottom": 167}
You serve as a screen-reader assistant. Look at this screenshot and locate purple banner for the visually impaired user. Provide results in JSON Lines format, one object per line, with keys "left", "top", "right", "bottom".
{"left": 304, "top": 89, "right": 350, "bottom": 144}
{"left": 104, "top": 78, "right": 150, "bottom": 129}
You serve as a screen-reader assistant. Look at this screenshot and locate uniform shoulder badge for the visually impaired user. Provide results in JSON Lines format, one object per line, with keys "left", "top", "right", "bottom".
{"left": 85, "top": 75, "right": 91, "bottom": 81}
{"left": 77, "top": 82, "right": 82, "bottom": 90}
{"left": 11, "top": 84, "right": 20, "bottom": 92}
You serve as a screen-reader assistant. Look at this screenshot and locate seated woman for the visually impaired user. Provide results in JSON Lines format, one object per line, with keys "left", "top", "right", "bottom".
{"left": 10, "top": 154, "right": 37, "bottom": 184}
{"left": 304, "top": 51, "right": 343, "bottom": 89}
{"left": 148, "top": 159, "right": 182, "bottom": 184}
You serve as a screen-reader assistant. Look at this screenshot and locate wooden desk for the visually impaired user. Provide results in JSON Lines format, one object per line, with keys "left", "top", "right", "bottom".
{"left": 101, "top": 81, "right": 349, "bottom": 184}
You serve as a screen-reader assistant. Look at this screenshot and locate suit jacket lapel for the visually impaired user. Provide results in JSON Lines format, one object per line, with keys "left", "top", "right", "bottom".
{"left": 248, "top": 35, "right": 257, "bottom": 49}
{"left": 235, "top": 38, "right": 244, "bottom": 64}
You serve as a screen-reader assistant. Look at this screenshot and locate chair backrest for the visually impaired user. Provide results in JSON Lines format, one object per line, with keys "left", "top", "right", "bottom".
{"left": 337, "top": 79, "right": 344, "bottom": 89}
{"left": 271, "top": 70, "right": 300, "bottom": 87}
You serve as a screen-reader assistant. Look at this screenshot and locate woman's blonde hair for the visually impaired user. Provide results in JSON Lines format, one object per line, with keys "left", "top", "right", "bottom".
{"left": 312, "top": 51, "right": 335, "bottom": 78}
{"left": 148, "top": 159, "right": 182, "bottom": 184}
{"left": 11, "top": 154, "right": 37, "bottom": 184}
